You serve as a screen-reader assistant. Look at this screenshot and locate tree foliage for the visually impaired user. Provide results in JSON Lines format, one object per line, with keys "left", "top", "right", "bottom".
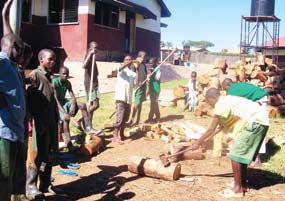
{"left": 182, "top": 40, "right": 215, "bottom": 49}
{"left": 160, "top": 41, "right": 173, "bottom": 48}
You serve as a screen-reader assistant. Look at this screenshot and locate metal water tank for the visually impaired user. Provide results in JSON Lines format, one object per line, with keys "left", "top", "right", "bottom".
{"left": 250, "top": 0, "right": 275, "bottom": 16}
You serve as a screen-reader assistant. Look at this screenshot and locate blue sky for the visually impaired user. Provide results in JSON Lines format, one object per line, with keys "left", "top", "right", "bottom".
{"left": 161, "top": 0, "right": 285, "bottom": 52}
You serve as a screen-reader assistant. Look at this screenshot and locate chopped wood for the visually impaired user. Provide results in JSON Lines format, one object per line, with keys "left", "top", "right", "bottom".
{"left": 80, "top": 136, "right": 103, "bottom": 156}
{"left": 214, "top": 58, "right": 227, "bottom": 68}
{"left": 128, "top": 156, "right": 181, "bottom": 181}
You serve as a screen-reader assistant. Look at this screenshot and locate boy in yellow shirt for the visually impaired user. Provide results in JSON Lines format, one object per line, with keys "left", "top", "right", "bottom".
{"left": 192, "top": 88, "right": 269, "bottom": 198}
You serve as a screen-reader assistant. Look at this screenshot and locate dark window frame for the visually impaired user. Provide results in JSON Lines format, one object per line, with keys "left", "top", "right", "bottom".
{"left": 95, "top": 2, "right": 119, "bottom": 29}
{"left": 48, "top": 0, "right": 79, "bottom": 24}
{"left": 22, "top": 0, "right": 32, "bottom": 23}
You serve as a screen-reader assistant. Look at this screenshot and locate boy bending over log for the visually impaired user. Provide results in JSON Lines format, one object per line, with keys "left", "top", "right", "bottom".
{"left": 191, "top": 87, "right": 269, "bottom": 198}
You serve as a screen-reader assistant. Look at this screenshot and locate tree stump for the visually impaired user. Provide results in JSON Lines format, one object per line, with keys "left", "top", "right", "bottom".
{"left": 128, "top": 156, "right": 181, "bottom": 181}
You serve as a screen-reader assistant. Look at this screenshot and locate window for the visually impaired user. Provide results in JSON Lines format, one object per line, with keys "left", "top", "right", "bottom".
{"left": 22, "top": 0, "right": 32, "bottom": 22}
{"left": 48, "top": 0, "right": 78, "bottom": 24}
{"left": 95, "top": 2, "right": 119, "bottom": 28}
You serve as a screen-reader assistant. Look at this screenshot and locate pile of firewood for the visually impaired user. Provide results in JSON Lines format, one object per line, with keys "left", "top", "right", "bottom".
{"left": 194, "top": 57, "right": 285, "bottom": 118}
{"left": 144, "top": 121, "right": 206, "bottom": 143}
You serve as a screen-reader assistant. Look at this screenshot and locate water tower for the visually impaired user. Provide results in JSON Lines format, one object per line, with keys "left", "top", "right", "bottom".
{"left": 240, "top": 0, "right": 280, "bottom": 64}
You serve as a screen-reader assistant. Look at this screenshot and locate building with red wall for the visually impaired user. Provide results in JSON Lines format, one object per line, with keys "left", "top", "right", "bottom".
{"left": 18, "top": 0, "right": 170, "bottom": 64}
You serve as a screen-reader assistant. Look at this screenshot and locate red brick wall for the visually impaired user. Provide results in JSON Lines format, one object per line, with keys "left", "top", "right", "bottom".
{"left": 87, "top": 14, "right": 125, "bottom": 52}
{"left": 20, "top": 13, "right": 161, "bottom": 62}
{"left": 21, "top": 14, "right": 88, "bottom": 62}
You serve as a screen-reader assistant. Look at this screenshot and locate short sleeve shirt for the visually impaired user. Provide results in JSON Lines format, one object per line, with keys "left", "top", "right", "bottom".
{"left": 228, "top": 82, "right": 268, "bottom": 101}
{"left": 53, "top": 77, "right": 71, "bottom": 104}
{"left": 214, "top": 96, "right": 269, "bottom": 136}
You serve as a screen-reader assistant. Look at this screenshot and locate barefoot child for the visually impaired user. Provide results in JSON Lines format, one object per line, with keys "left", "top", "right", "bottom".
{"left": 53, "top": 66, "right": 99, "bottom": 151}
{"left": 128, "top": 51, "right": 148, "bottom": 127}
{"left": 112, "top": 55, "right": 136, "bottom": 144}
{"left": 221, "top": 78, "right": 268, "bottom": 168}
{"left": 80, "top": 41, "right": 101, "bottom": 134}
{"left": 145, "top": 57, "right": 161, "bottom": 123}
{"left": 191, "top": 88, "right": 269, "bottom": 198}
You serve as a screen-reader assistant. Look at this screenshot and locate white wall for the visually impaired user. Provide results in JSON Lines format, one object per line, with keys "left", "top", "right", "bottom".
{"left": 119, "top": 10, "right": 126, "bottom": 23}
{"left": 32, "top": 0, "right": 48, "bottom": 16}
{"left": 129, "top": 0, "right": 161, "bottom": 33}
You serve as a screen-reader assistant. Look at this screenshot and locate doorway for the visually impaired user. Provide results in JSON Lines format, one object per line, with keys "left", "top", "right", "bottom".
{"left": 125, "top": 11, "right": 135, "bottom": 53}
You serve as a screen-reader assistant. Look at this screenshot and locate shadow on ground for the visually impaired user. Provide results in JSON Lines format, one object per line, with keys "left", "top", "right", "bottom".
{"left": 54, "top": 165, "right": 141, "bottom": 200}
{"left": 247, "top": 168, "right": 285, "bottom": 189}
{"left": 261, "top": 138, "right": 281, "bottom": 163}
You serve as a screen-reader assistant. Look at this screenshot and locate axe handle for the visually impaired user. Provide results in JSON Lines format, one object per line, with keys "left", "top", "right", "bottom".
{"left": 134, "top": 48, "right": 177, "bottom": 93}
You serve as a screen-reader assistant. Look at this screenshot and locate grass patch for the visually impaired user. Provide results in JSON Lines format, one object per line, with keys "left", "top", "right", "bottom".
{"left": 161, "top": 78, "right": 188, "bottom": 89}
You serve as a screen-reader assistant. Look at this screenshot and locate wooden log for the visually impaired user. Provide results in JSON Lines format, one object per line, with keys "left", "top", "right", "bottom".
{"left": 267, "top": 105, "right": 280, "bottom": 118}
{"left": 208, "top": 77, "right": 220, "bottom": 89}
{"left": 80, "top": 136, "right": 103, "bottom": 156}
{"left": 125, "top": 126, "right": 141, "bottom": 137}
{"left": 128, "top": 156, "right": 181, "bottom": 181}
{"left": 173, "top": 86, "right": 185, "bottom": 98}
{"left": 214, "top": 58, "right": 226, "bottom": 68}
{"left": 166, "top": 145, "right": 205, "bottom": 163}
{"left": 194, "top": 107, "right": 203, "bottom": 116}
{"left": 198, "top": 74, "right": 210, "bottom": 85}
{"left": 256, "top": 53, "right": 265, "bottom": 66}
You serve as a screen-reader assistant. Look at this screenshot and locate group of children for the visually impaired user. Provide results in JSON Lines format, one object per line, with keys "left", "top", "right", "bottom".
{"left": 0, "top": 0, "right": 272, "bottom": 200}
{"left": 112, "top": 53, "right": 161, "bottom": 144}
{"left": 0, "top": 1, "right": 162, "bottom": 199}
{"left": 0, "top": 0, "right": 102, "bottom": 200}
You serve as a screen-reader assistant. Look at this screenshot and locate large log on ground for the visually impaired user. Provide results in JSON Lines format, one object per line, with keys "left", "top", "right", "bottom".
{"left": 164, "top": 144, "right": 205, "bottom": 163}
{"left": 128, "top": 156, "right": 181, "bottom": 181}
{"left": 80, "top": 136, "right": 103, "bottom": 156}
{"left": 173, "top": 86, "right": 185, "bottom": 98}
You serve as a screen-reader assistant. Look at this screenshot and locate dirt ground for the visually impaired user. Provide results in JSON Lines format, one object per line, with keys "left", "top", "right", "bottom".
{"left": 46, "top": 115, "right": 285, "bottom": 201}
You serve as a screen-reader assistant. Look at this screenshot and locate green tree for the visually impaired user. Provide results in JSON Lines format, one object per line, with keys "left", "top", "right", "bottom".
{"left": 182, "top": 40, "right": 215, "bottom": 49}
{"left": 160, "top": 41, "right": 166, "bottom": 48}
{"left": 166, "top": 42, "right": 173, "bottom": 48}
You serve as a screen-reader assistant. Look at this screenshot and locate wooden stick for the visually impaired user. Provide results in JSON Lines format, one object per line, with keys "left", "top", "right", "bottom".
{"left": 88, "top": 54, "right": 95, "bottom": 106}
{"left": 134, "top": 48, "right": 177, "bottom": 94}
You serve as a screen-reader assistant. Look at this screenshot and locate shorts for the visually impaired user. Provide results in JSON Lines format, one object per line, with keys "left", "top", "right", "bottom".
{"left": 59, "top": 100, "right": 79, "bottom": 122}
{"left": 229, "top": 122, "right": 268, "bottom": 164}
{"left": 134, "top": 87, "right": 146, "bottom": 105}
{"left": 86, "top": 88, "right": 100, "bottom": 103}
{"left": 113, "top": 101, "right": 131, "bottom": 128}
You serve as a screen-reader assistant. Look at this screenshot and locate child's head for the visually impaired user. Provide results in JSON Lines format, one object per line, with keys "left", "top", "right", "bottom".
{"left": 137, "top": 50, "right": 147, "bottom": 62}
{"left": 123, "top": 54, "right": 132, "bottom": 63}
{"left": 1, "top": 33, "right": 24, "bottom": 62}
{"left": 191, "top": 71, "right": 197, "bottom": 81}
{"left": 59, "top": 66, "right": 69, "bottom": 82}
{"left": 148, "top": 57, "right": 158, "bottom": 68}
{"left": 89, "top": 41, "right": 98, "bottom": 54}
{"left": 205, "top": 87, "right": 220, "bottom": 107}
{"left": 38, "top": 49, "right": 56, "bottom": 72}
{"left": 221, "top": 78, "right": 233, "bottom": 92}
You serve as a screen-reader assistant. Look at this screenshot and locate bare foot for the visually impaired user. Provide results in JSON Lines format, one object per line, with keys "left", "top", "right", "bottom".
{"left": 111, "top": 137, "right": 124, "bottom": 145}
